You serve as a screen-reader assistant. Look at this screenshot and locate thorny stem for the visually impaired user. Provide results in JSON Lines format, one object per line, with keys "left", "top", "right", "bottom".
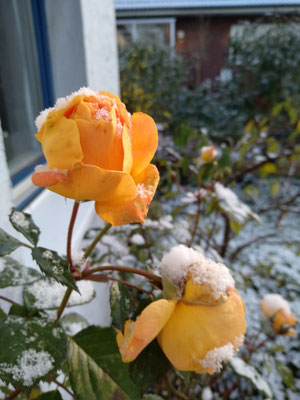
{"left": 83, "top": 223, "right": 112, "bottom": 259}
{"left": 83, "top": 274, "right": 153, "bottom": 294}
{"left": 56, "top": 287, "right": 72, "bottom": 321}
{"left": 140, "top": 225, "right": 153, "bottom": 262}
{"left": 67, "top": 201, "right": 80, "bottom": 272}
{"left": 4, "top": 387, "right": 21, "bottom": 400}
{"left": 84, "top": 265, "right": 162, "bottom": 285}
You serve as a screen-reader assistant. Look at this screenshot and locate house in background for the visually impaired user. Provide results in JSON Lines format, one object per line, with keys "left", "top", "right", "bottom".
{"left": 115, "top": 0, "right": 300, "bottom": 86}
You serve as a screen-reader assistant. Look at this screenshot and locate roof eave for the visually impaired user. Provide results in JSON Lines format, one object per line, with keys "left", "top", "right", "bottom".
{"left": 116, "top": 6, "right": 300, "bottom": 18}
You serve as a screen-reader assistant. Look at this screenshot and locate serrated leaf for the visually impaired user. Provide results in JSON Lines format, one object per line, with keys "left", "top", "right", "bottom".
{"left": 230, "top": 357, "right": 272, "bottom": 398}
{"left": 36, "top": 391, "right": 63, "bottom": 400}
{"left": 0, "top": 257, "right": 41, "bottom": 288}
{"left": 73, "top": 326, "right": 139, "bottom": 399}
{"left": 129, "top": 340, "right": 170, "bottom": 390}
{"left": 68, "top": 338, "right": 130, "bottom": 400}
{"left": 23, "top": 278, "right": 94, "bottom": 310}
{"left": 110, "top": 281, "right": 131, "bottom": 329}
{"left": 9, "top": 208, "right": 40, "bottom": 246}
{"left": 161, "top": 275, "right": 180, "bottom": 300}
{"left": 275, "top": 359, "right": 296, "bottom": 391}
{"left": 61, "top": 313, "right": 89, "bottom": 336}
{"left": 0, "top": 316, "right": 68, "bottom": 388}
{"left": 0, "top": 228, "right": 24, "bottom": 256}
{"left": 31, "top": 247, "right": 78, "bottom": 291}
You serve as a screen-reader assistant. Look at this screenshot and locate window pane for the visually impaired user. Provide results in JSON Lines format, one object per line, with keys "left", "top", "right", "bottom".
{"left": 0, "top": 0, "right": 44, "bottom": 177}
{"left": 136, "top": 23, "right": 170, "bottom": 47}
{"left": 117, "top": 24, "right": 133, "bottom": 48}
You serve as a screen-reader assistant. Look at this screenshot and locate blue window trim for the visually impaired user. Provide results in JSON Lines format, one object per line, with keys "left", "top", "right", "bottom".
{"left": 31, "top": 0, "right": 54, "bottom": 109}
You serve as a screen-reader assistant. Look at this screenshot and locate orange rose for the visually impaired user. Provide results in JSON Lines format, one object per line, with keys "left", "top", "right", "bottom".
{"left": 117, "top": 245, "right": 246, "bottom": 374}
{"left": 260, "top": 293, "right": 297, "bottom": 336}
{"left": 201, "top": 146, "right": 218, "bottom": 163}
{"left": 32, "top": 88, "right": 159, "bottom": 226}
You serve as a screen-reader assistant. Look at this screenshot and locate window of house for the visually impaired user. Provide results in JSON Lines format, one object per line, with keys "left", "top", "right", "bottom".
{"left": 117, "top": 18, "right": 176, "bottom": 49}
{"left": 0, "top": 0, "right": 54, "bottom": 207}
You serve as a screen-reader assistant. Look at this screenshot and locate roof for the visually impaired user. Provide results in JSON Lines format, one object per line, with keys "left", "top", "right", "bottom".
{"left": 115, "top": 0, "right": 300, "bottom": 9}
{"left": 115, "top": 1, "right": 300, "bottom": 16}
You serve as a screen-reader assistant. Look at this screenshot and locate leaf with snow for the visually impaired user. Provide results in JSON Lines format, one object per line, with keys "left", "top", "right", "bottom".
{"left": 9, "top": 208, "right": 40, "bottom": 246}
{"left": 0, "top": 316, "right": 68, "bottom": 388}
{"left": 0, "top": 257, "right": 41, "bottom": 288}
{"left": 23, "top": 278, "right": 95, "bottom": 310}
{"left": 110, "top": 281, "right": 131, "bottom": 329}
{"left": 68, "top": 338, "right": 131, "bottom": 400}
{"left": 142, "top": 396, "right": 164, "bottom": 400}
{"left": 230, "top": 357, "right": 273, "bottom": 398}
{"left": 0, "top": 229, "right": 24, "bottom": 256}
{"left": 31, "top": 247, "right": 78, "bottom": 292}
{"left": 214, "top": 183, "right": 260, "bottom": 224}
{"left": 61, "top": 313, "right": 89, "bottom": 336}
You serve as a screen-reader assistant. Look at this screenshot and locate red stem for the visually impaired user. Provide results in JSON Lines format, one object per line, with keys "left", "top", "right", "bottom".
{"left": 67, "top": 201, "right": 80, "bottom": 272}
{"left": 83, "top": 274, "right": 152, "bottom": 294}
{"left": 4, "top": 387, "right": 21, "bottom": 400}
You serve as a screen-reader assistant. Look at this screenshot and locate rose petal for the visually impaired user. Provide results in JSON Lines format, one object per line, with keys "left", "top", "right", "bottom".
{"left": 32, "top": 171, "right": 67, "bottom": 187}
{"left": 117, "top": 299, "right": 176, "bottom": 362}
{"left": 131, "top": 112, "right": 158, "bottom": 176}
{"left": 157, "top": 289, "right": 246, "bottom": 373}
{"left": 48, "top": 162, "right": 137, "bottom": 202}
{"left": 42, "top": 113, "right": 83, "bottom": 169}
{"left": 95, "top": 164, "right": 159, "bottom": 226}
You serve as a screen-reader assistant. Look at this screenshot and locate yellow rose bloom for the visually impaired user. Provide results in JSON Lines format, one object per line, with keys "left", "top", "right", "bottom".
{"left": 32, "top": 88, "right": 159, "bottom": 226}
{"left": 260, "top": 293, "right": 297, "bottom": 336}
{"left": 201, "top": 145, "right": 218, "bottom": 163}
{"left": 117, "top": 245, "right": 246, "bottom": 374}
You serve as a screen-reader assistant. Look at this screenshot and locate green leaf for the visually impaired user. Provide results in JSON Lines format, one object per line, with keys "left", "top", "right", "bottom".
{"left": 0, "top": 257, "right": 41, "bottom": 288}
{"left": 260, "top": 163, "right": 277, "bottom": 177}
{"left": 73, "top": 326, "right": 139, "bottom": 398}
{"left": 61, "top": 313, "right": 89, "bottom": 336}
{"left": 0, "top": 308, "right": 5, "bottom": 318}
{"left": 110, "top": 281, "right": 132, "bottom": 329}
{"left": 142, "top": 396, "right": 164, "bottom": 400}
{"left": 68, "top": 338, "right": 130, "bottom": 400}
{"left": 218, "top": 147, "right": 231, "bottom": 168}
{"left": 230, "top": 220, "right": 243, "bottom": 235}
{"left": 9, "top": 208, "right": 40, "bottom": 246}
{"left": 0, "top": 316, "right": 68, "bottom": 388}
{"left": 275, "top": 360, "right": 296, "bottom": 391}
{"left": 230, "top": 357, "right": 272, "bottom": 398}
{"left": 129, "top": 340, "right": 170, "bottom": 390}
{"left": 31, "top": 247, "right": 78, "bottom": 291}
{"left": 23, "top": 278, "right": 94, "bottom": 310}
{"left": 36, "top": 391, "right": 63, "bottom": 400}
{"left": 9, "top": 304, "right": 30, "bottom": 317}
{"left": 0, "top": 228, "right": 24, "bottom": 256}
{"left": 161, "top": 275, "right": 180, "bottom": 300}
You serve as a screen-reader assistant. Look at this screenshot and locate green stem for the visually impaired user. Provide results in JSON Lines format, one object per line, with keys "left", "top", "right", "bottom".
{"left": 83, "top": 223, "right": 112, "bottom": 259}
{"left": 84, "top": 265, "right": 162, "bottom": 284}
{"left": 56, "top": 287, "right": 72, "bottom": 321}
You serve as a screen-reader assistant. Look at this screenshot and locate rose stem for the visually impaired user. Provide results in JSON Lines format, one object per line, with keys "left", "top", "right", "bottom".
{"left": 67, "top": 200, "right": 80, "bottom": 272}
{"left": 83, "top": 223, "right": 112, "bottom": 259}
{"left": 56, "top": 200, "right": 80, "bottom": 321}
{"left": 84, "top": 265, "right": 162, "bottom": 285}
